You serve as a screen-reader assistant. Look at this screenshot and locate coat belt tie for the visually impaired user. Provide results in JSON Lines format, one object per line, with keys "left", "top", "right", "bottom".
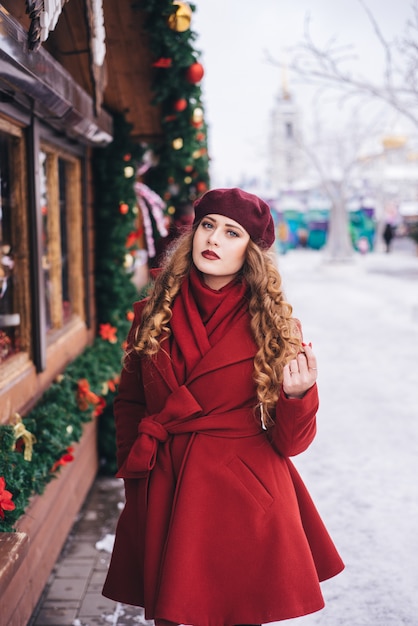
{"left": 118, "top": 389, "right": 262, "bottom": 479}
{"left": 123, "top": 385, "right": 203, "bottom": 476}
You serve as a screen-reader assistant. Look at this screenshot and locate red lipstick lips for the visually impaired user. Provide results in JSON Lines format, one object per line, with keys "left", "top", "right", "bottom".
{"left": 202, "top": 250, "right": 220, "bottom": 260}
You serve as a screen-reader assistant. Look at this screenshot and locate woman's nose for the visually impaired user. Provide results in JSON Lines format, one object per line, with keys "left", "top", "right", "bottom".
{"left": 207, "top": 229, "right": 219, "bottom": 245}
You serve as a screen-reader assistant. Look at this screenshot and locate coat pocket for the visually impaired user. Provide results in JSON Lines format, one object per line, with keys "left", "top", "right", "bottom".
{"left": 226, "top": 456, "right": 274, "bottom": 512}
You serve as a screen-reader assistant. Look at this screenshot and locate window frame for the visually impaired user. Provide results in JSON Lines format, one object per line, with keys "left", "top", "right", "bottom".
{"left": 39, "top": 140, "right": 87, "bottom": 342}
{"left": 0, "top": 116, "right": 32, "bottom": 380}
{"left": 0, "top": 112, "right": 89, "bottom": 382}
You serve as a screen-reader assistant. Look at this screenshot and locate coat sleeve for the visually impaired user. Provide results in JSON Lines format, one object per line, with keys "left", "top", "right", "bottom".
{"left": 113, "top": 300, "right": 147, "bottom": 470}
{"left": 269, "top": 383, "right": 319, "bottom": 457}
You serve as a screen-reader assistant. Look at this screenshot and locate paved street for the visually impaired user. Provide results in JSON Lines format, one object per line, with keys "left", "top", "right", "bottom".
{"left": 29, "top": 242, "right": 418, "bottom": 626}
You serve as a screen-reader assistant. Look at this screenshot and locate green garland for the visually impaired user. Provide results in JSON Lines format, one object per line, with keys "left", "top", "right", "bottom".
{"left": 141, "top": 0, "right": 210, "bottom": 205}
{"left": 93, "top": 114, "right": 146, "bottom": 328}
{"left": 0, "top": 338, "right": 122, "bottom": 531}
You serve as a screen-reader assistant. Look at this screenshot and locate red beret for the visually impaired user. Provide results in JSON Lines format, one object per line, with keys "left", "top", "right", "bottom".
{"left": 193, "top": 188, "right": 275, "bottom": 250}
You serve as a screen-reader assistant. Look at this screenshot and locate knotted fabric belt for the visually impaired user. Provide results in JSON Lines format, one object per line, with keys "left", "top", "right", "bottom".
{"left": 119, "top": 385, "right": 262, "bottom": 478}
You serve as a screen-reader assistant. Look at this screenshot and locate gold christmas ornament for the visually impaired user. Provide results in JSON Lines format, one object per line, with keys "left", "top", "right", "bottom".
{"left": 11, "top": 413, "right": 36, "bottom": 462}
{"left": 192, "top": 107, "right": 204, "bottom": 122}
{"left": 124, "top": 253, "right": 134, "bottom": 269}
{"left": 168, "top": 1, "right": 192, "bottom": 32}
{"left": 124, "top": 166, "right": 135, "bottom": 178}
{"left": 172, "top": 137, "right": 184, "bottom": 150}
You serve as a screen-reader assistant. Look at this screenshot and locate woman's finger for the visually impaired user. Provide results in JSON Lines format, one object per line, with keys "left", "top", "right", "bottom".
{"left": 302, "top": 344, "right": 318, "bottom": 373}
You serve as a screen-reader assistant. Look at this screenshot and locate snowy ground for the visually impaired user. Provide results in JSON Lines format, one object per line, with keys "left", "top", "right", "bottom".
{"left": 274, "top": 243, "right": 418, "bottom": 626}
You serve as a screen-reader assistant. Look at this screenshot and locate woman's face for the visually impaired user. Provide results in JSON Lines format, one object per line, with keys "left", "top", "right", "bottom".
{"left": 192, "top": 213, "right": 250, "bottom": 290}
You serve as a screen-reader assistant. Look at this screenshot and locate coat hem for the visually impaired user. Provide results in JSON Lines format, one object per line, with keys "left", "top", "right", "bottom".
{"left": 100, "top": 596, "right": 326, "bottom": 626}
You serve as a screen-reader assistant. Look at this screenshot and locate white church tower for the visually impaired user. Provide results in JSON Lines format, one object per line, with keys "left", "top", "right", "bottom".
{"left": 268, "top": 70, "right": 306, "bottom": 192}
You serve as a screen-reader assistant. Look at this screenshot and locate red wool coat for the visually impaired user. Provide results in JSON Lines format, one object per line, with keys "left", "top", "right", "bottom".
{"left": 103, "top": 278, "right": 344, "bottom": 626}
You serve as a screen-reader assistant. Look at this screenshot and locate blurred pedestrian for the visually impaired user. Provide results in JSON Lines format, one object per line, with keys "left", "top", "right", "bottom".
{"left": 383, "top": 222, "right": 395, "bottom": 253}
{"left": 103, "top": 188, "right": 344, "bottom": 626}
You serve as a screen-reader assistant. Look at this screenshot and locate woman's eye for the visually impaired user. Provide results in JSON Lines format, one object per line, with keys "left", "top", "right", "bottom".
{"left": 202, "top": 221, "right": 213, "bottom": 229}
{"left": 227, "top": 230, "right": 239, "bottom": 237}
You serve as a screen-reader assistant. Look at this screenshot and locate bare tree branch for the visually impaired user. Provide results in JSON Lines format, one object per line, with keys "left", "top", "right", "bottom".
{"left": 267, "top": 1, "right": 418, "bottom": 129}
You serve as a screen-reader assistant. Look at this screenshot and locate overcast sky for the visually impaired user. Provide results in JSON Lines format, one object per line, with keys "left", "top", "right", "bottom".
{"left": 193, "top": 0, "right": 415, "bottom": 188}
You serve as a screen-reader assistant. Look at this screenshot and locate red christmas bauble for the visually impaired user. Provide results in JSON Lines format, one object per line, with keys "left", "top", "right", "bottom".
{"left": 174, "top": 98, "right": 188, "bottom": 112}
{"left": 119, "top": 202, "right": 129, "bottom": 215}
{"left": 196, "top": 181, "right": 207, "bottom": 193}
{"left": 185, "top": 62, "right": 204, "bottom": 84}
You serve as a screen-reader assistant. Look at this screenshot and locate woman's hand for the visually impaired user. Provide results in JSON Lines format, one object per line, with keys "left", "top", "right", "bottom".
{"left": 282, "top": 344, "right": 318, "bottom": 399}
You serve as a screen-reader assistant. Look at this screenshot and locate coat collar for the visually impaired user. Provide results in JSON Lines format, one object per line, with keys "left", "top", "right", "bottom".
{"left": 149, "top": 312, "right": 256, "bottom": 389}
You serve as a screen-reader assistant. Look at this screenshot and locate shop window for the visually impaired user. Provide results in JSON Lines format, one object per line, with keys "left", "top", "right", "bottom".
{"left": 0, "top": 118, "right": 86, "bottom": 382}
{"left": 0, "top": 123, "right": 30, "bottom": 367}
{"left": 40, "top": 146, "right": 85, "bottom": 334}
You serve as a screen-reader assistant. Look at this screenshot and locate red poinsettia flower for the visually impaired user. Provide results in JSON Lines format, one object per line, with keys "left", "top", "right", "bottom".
{"left": 93, "top": 396, "right": 107, "bottom": 417}
{"left": 0, "top": 476, "right": 16, "bottom": 519}
{"left": 77, "top": 378, "right": 90, "bottom": 396}
{"left": 107, "top": 374, "right": 119, "bottom": 394}
{"left": 125, "top": 231, "right": 137, "bottom": 249}
{"left": 152, "top": 57, "right": 172, "bottom": 68}
{"left": 51, "top": 447, "right": 74, "bottom": 473}
{"left": 76, "top": 378, "right": 102, "bottom": 411}
{"left": 99, "top": 323, "right": 118, "bottom": 344}
{"left": 126, "top": 228, "right": 144, "bottom": 249}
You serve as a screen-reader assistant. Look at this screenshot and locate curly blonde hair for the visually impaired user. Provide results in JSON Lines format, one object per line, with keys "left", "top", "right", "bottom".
{"left": 131, "top": 226, "right": 301, "bottom": 426}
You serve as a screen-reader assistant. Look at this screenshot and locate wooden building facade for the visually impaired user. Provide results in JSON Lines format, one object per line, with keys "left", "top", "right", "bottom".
{"left": 0, "top": 2, "right": 170, "bottom": 623}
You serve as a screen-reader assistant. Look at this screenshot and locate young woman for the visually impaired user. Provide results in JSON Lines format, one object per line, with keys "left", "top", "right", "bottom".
{"left": 103, "top": 188, "right": 344, "bottom": 626}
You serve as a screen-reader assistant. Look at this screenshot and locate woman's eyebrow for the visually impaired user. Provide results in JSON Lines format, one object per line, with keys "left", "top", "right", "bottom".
{"left": 224, "top": 222, "right": 244, "bottom": 232}
{"left": 204, "top": 215, "right": 244, "bottom": 233}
